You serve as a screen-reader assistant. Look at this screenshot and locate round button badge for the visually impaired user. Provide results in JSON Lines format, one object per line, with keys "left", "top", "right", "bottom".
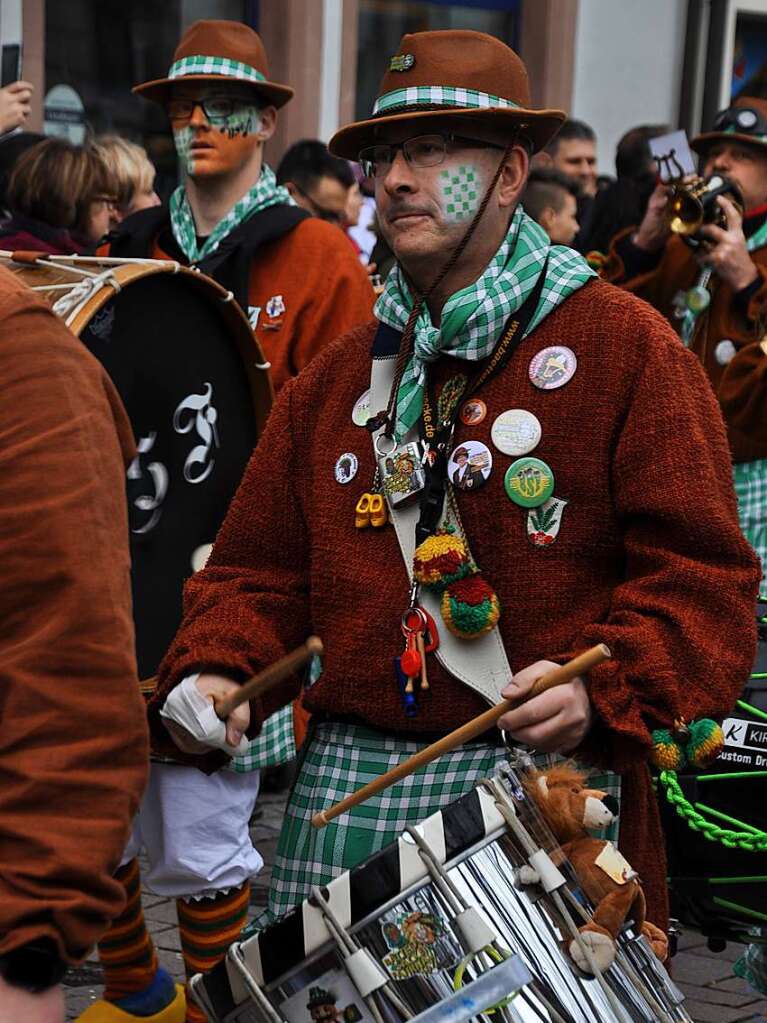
{"left": 504, "top": 457, "right": 555, "bottom": 508}
{"left": 529, "top": 346, "right": 577, "bottom": 390}
{"left": 459, "top": 398, "right": 487, "bottom": 426}
{"left": 715, "top": 339, "right": 736, "bottom": 366}
{"left": 448, "top": 441, "right": 493, "bottom": 492}
{"left": 352, "top": 388, "right": 371, "bottom": 427}
{"left": 491, "top": 409, "right": 541, "bottom": 456}
{"left": 335, "top": 452, "right": 359, "bottom": 484}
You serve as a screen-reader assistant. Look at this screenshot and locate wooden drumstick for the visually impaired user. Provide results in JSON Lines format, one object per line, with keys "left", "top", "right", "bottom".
{"left": 213, "top": 636, "right": 323, "bottom": 720}
{"left": 311, "top": 643, "right": 611, "bottom": 829}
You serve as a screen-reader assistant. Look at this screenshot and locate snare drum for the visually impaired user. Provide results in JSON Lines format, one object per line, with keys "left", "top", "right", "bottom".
{"left": 1, "top": 252, "right": 273, "bottom": 678}
{"left": 192, "top": 766, "right": 692, "bottom": 1023}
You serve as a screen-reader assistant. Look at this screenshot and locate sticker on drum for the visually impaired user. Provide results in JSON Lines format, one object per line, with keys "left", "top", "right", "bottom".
{"left": 279, "top": 965, "right": 373, "bottom": 1023}
{"left": 379, "top": 895, "right": 462, "bottom": 979}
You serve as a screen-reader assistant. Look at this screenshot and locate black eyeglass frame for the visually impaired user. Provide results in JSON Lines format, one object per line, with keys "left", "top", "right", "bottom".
{"left": 358, "top": 132, "right": 505, "bottom": 178}
{"left": 167, "top": 95, "right": 262, "bottom": 124}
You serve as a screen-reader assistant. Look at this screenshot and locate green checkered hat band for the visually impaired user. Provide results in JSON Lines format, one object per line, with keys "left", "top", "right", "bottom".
{"left": 169, "top": 54, "right": 266, "bottom": 84}
{"left": 373, "top": 85, "right": 519, "bottom": 116}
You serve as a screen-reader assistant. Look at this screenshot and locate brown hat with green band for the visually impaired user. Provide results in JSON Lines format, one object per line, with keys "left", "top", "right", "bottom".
{"left": 133, "top": 19, "right": 293, "bottom": 109}
{"left": 329, "top": 29, "right": 565, "bottom": 160}
{"left": 691, "top": 95, "right": 767, "bottom": 155}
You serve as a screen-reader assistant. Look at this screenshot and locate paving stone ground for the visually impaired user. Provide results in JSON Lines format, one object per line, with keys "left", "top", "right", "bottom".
{"left": 64, "top": 787, "right": 767, "bottom": 1022}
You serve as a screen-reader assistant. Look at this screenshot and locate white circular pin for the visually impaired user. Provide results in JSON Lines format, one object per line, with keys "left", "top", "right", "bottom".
{"left": 335, "top": 452, "right": 359, "bottom": 484}
{"left": 491, "top": 409, "right": 542, "bottom": 456}
{"left": 715, "top": 339, "right": 736, "bottom": 365}
{"left": 191, "top": 543, "right": 213, "bottom": 573}
{"left": 529, "top": 346, "right": 577, "bottom": 390}
{"left": 352, "top": 388, "right": 371, "bottom": 427}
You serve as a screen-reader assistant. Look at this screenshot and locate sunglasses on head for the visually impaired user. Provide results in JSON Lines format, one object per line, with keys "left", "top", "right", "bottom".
{"left": 712, "top": 106, "right": 767, "bottom": 136}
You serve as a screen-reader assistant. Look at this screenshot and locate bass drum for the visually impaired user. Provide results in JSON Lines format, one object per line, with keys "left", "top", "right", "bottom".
{"left": 1, "top": 253, "right": 273, "bottom": 679}
{"left": 659, "top": 599, "right": 767, "bottom": 947}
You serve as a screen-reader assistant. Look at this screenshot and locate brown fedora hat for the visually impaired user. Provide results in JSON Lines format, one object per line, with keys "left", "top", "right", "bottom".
{"left": 329, "top": 30, "right": 565, "bottom": 160}
{"left": 133, "top": 20, "right": 293, "bottom": 109}
{"left": 692, "top": 95, "right": 767, "bottom": 155}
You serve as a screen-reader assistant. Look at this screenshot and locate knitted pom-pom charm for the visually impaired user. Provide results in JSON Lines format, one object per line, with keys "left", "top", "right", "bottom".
{"left": 441, "top": 573, "right": 501, "bottom": 639}
{"left": 413, "top": 532, "right": 471, "bottom": 590}
{"left": 686, "top": 719, "right": 725, "bottom": 769}
{"left": 650, "top": 729, "right": 686, "bottom": 772}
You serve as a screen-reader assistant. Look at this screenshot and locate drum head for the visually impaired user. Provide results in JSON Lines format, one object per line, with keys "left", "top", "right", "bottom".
{"left": 74, "top": 267, "right": 270, "bottom": 678}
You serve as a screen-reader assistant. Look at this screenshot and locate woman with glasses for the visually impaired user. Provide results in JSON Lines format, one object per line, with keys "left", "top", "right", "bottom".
{"left": 0, "top": 137, "right": 117, "bottom": 254}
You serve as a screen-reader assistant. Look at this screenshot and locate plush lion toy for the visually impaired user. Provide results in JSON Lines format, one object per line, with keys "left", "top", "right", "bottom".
{"left": 523, "top": 764, "right": 668, "bottom": 973}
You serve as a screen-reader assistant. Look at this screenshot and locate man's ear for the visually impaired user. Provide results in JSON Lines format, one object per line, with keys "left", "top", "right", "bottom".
{"left": 257, "top": 105, "right": 277, "bottom": 141}
{"left": 538, "top": 205, "right": 557, "bottom": 236}
{"left": 497, "top": 145, "right": 529, "bottom": 209}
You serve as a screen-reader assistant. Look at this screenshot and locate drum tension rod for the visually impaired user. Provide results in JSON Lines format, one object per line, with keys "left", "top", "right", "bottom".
{"left": 308, "top": 886, "right": 413, "bottom": 1022}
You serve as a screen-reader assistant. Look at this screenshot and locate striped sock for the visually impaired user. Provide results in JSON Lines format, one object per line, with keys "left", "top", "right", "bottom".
{"left": 177, "top": 884, "right": 250, "bottom": 1023}
{"left": 98, "top": 858, "right": 160, "bottom": 1001}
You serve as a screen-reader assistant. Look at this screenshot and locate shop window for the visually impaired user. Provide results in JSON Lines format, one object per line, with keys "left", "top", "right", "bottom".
{"left": 44, "top": 0, "right": 251, "bottom": 198}
{"left": 355, "top": 0, "right": 520, "bottom": 122}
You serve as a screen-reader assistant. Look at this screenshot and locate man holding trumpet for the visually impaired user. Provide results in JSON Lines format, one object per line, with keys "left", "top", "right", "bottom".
{"left": 604, "top": 96, "right": 767, "bottom": 577}
{"left": 150, "top": 31, "right": 758, "bottom": 967}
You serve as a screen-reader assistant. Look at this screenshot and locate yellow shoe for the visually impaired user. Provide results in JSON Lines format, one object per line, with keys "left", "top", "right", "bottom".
{"left": 354, "top": 493, "right": 372, "bottom": 528}
{"left": 369, "top": 493, "right": 388, "bottom": 528}
{"left": 75, "top": 985, "right": 186, "bottom": 1023}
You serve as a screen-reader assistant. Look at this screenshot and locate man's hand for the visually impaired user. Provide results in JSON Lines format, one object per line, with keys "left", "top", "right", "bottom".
{"left": 497, "top": 659, "right": 593, "bottom": 753}
{"left": 0, "top": 81, "right": 33, "bottom": 134}
{"left": 697, "top": 195, "right": 759, "bottom": 292}
{"left": 632, "top": 181, "right": 673, "bottom": 253}
{"left": 162, "top": 673, "right": 250, "bottom": 755}
{"left": 0, "top": 977, "right": 64, "bottom": 1023}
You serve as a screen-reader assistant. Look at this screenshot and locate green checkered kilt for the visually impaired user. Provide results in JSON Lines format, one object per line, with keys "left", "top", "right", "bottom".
{"left": 734, "top": 459, "right": 767, "bottom": 584}
{"left": 225, "top": 705, "right": 296, "bottom": 774}
{"left": 251, "top": 720, "right": 620, "bottom": 929}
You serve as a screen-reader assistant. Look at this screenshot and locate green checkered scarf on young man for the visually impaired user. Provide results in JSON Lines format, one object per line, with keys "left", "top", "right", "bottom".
{"left": 249, "top": 721, "right": 620, "bottom": 927}
{"left": 375, "top": 205, "right": 595, "bottom": 440}
{"left": 169, "top": 164, "right": 294, "bottom": 263}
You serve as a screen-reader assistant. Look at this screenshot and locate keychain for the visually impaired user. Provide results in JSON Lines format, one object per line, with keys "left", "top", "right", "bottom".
{"left": 394, "top": 599, "right": 439, "bottom": 715}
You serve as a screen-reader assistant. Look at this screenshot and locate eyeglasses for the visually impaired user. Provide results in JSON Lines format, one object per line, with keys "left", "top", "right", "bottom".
{"left": 167, "top": 95, "right": 256, "bottom": 123}
{"left": 358, "top": 133, "right": 503, "bottom": 178}
{"left": 712, "top": 106, "right": 767, "bottom": 136}
{"left": 290, "top": 180, "right": 344, "bottom": 224}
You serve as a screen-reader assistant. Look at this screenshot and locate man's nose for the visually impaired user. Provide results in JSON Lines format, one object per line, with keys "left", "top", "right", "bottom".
{"left": 189, "top": 102, "right": 209, "bottom": 129}
{"left": 382, "top": 149, "right": 417, "bottom": 193}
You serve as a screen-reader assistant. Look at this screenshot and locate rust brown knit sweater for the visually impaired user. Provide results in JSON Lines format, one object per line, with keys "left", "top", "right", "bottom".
{"left": 151, "top": 278, "right": 760, "bottom": 929}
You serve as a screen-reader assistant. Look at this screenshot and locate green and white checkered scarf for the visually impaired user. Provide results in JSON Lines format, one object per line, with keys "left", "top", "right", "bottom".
{"left": 375, "top": 206, "right": 595, "bottom": 439}
{"left": 169, "top": 163, "right": 294, "bottom": 263}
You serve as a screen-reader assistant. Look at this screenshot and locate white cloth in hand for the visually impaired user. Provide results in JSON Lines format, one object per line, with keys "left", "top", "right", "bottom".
{"left": 160, "top": 674, "right": 249, "bottom": 756}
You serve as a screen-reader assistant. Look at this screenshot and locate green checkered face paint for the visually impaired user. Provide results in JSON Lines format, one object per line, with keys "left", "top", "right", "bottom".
{"left": 439, "top": 163, "right": 482, "bottom": 223}
{"left": 170, "top": 86, "right": 265, "bottom": 180}
{"left": 173, "top": 125, "right": 196, "bottom": 175}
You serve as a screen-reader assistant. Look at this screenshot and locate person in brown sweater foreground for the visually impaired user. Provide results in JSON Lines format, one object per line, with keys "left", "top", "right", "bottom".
{"left": 153, "top": 28, "right": 758, "bottom": 987}
{"left": 0, "top": 268, "right": 148, "bottom": 1022}
{"left": 83, "top": 21, "right": 375, "bottom": 1023}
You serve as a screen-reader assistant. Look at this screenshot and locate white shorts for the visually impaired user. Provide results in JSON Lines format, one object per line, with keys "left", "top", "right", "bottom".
{"left": 122, "top": 761, "right": 263, "bottom": 900}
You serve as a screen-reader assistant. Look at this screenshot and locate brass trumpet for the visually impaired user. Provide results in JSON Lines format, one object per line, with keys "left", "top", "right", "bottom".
{"left": 666, "top": 174, "right": 743, "bottom": 246}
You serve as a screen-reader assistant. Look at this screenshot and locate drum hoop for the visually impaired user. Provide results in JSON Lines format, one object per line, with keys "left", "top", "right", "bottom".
{"left": 3, "top": 255, "right": 275, "bottom": 438}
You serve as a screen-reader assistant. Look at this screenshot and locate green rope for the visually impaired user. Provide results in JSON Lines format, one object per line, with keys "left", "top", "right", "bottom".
{"left": 712, "top": 897, "right": 767, "bottom": 924}
{"left": 737, "top": 698, "right": 767, "bottom": 723}
{"left": 659, "top": 770, "right": 767, "bottom": 851}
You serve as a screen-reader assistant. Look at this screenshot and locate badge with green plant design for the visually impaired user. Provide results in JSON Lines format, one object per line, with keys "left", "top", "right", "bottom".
{"left": 527, "top": 497, "right": 567, "bottom": 546}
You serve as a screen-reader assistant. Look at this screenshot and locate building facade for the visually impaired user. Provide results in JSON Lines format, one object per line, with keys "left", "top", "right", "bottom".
{"left": 4, "top": 0, "right": 767, "bottom": 187}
